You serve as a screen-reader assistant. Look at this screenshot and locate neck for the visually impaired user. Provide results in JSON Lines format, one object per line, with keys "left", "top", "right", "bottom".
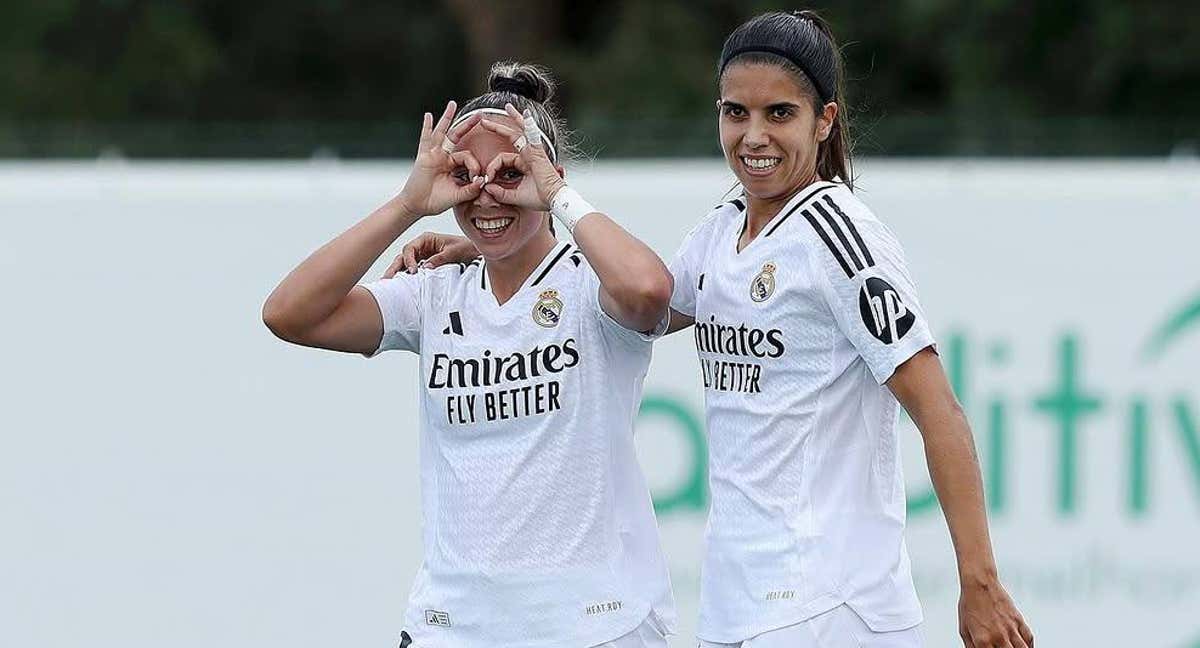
{"left": 485, "top": 228, "right": 558, "bottom": 305}
{"left": 743, "top": 173, "right": 822, "bottom": 242}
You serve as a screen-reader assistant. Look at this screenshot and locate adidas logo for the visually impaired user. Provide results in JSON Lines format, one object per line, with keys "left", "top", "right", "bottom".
{"left": 442, "top": 311, "right": 463, "bottom": 336}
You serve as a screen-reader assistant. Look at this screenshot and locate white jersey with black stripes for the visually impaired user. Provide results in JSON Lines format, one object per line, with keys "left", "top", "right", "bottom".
{"left": 670, "top": 182, "right": 935, "bottom": 643}
{"left": 360, "top": 240, "right": 675, "bottom": 648}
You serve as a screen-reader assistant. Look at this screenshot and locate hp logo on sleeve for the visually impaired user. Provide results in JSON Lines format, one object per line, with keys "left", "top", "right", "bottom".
{"left": 858, "top": 276, "right": 915, "bottom": 344}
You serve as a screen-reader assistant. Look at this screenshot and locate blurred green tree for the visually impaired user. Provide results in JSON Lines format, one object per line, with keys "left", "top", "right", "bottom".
{"left": 0, "top": 0, "right": 1194, "bottom": 156}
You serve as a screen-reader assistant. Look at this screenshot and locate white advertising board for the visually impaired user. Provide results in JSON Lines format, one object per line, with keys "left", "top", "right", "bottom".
{"left": 1, "top": 160, "right": 1197, "bottom": 647}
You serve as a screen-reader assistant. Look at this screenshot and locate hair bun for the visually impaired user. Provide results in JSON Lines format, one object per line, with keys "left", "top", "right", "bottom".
{"left": 487, "top": 61, "right": 555, "bottom": 104}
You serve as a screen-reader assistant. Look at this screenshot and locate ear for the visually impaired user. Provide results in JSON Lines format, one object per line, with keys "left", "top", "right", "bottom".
{"left": 816, "top": 102, "right": 839, "bottom": 142}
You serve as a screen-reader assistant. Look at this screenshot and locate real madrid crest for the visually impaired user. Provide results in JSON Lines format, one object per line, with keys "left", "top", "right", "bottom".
{"left": 532, "top": 289, "right": 564, "bottom": 327}
{"left": 750, "top": 262, "right": 776, "bottom": 302}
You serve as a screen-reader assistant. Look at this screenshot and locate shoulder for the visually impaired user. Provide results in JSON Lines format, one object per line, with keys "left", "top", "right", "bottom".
{"left": 820, "top": 184, "right": 880, "bottom": 226}
{"left": 419, "top": 257, "right": 486, "bottom": 295}
{"left": 815, "top": 185, "right": 902, "bottom": 254}
{"left": 677, "top": 196, "right": 744, "bottom": 254}
{"left": 552, "top": 243, "right": 595, "bottom": 285}
{"left": 786, "top": 183, "right": 895, "bottom": 248}
{"left": 795, "top": 185, "right": 913, "bottom": 289}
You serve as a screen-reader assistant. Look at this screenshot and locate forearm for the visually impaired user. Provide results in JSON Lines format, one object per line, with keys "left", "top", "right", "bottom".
{"left": 570, "top": 211, "right": 673, "bottom": 328}
{"left": 919, "top": 399, "right": 1032, "bottom": 645}
{"left": 264, "top": 195, "right": 419, "bottom": 334}
{"left": 919, "top": 404, "right": 999, "bottom": 583}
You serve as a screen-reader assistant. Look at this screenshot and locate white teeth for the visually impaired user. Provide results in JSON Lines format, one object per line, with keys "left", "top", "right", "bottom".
{"left": 742, "top": 156, "right": 780, "bottom": 170}
{"left": 474, "top": 217, "right": 513, "bottom": 232}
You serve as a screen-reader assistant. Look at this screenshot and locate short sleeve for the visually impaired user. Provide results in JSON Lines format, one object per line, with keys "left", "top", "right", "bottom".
{"left": 668, "top": 249, "right": 698, "bottom": 318}
{"left": 807, "top": 194, "right": 935, "bottom": 384}
{"left": 669, "top": 208, "right": 725, "bottom": 318}
{"left": 359, "top": 273, "right": 424, "bottom": 356}
{"left": 582, "top": 264, "right": 666, "bottom": 350}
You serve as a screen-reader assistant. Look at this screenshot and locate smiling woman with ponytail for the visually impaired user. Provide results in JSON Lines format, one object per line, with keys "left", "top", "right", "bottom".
{"left": 668, "top": 11, "right": 1033, "bottom": 648}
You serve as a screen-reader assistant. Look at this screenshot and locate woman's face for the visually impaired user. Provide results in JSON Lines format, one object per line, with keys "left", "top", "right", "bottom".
{"left": 718, "top": 62, "right": 835, "bottom": 202}
{"left": 451, "top": 115, "right": 549, "bottom": 261}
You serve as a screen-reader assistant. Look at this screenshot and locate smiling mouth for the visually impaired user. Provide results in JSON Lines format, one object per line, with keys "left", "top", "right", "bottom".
{"left": 740, "top": 155, "right": 782, "bottom": 175}
{"left": 472, "top": 216, "right": 514, "bottom": 238}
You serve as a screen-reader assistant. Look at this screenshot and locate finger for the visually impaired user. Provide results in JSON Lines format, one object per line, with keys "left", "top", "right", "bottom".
{"left": 445, "top": 112, "right": 482, "bottom": 147}
{"left": 479, "top": 117, "right": 521, "bottom": 143}
{"left": 383, "top": 254, "right": 404, "bottom": 279}
{"left": 432, "top": 100, "right": 457, "bottom": 139}
{"left": 402, "top": 243, "right": 421, "bottom": 273}
{"left": 450, "top": 150, "right": 482, "bottom": 179}
{"left": 454, "top": 178, "right": 485, "bottom": 205}
{"left": 425, "top": 251, "right": 451, "bottom": 269}
{"left": 504, "top": 106, "right": 550, "bottom": 168}
{"left": 1011, "top": 620, "right": 1032, "bottom": 648}
{"left": 417, "top": 112, "right": 433, "bottom": 149}
{"left": 521, "top": 107, "right": 543, "bottom": 147}
{"left": 979, "top": 632, "right": 1013, "bottom": 648}
{"left": 483, "top": 182, "right": 520, "bottom": 205}
{"left": 502, "top": 105, "right": 542, "bottom": 151}
{"left": 1018, "top": 621, "right": 1034, "bottom": 647}
{"left": 484, "top": 152, "right": 523, "bottom": 183}
{"left": 440, "top": 112, "right": 481, "bottom": 154}
{"left": 504, "top": 103, "right": 525, "bottom": 130}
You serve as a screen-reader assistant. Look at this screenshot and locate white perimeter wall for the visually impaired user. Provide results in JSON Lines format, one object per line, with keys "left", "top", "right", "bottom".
{"left": 2, "top": 159, "right": 1199, "bottom": 647}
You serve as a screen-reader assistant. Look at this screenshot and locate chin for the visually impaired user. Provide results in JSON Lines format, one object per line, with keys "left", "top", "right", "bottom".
{"left": 472, "top": 237, "right": 515, "bottom": 261}
{"left": 737, "top": 174, "right": 785, "bottom": 201}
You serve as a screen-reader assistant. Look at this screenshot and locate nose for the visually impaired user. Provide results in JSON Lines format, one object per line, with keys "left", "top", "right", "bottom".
{"left": 473, "top": 183, "right": 501, "bottom": 208}
{"left": 744, "top": 115, "right": 769, "bottom": 149}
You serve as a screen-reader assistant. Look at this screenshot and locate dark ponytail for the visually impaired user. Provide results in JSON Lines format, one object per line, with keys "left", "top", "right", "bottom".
{"left": 718, "top": 10, "right": 854, "bottom": 190}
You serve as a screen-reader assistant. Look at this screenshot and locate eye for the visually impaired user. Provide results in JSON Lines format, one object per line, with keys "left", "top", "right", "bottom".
{"left": 720, "top": 103, "right": 747, "bottom": 119}
{"left": 770, "top": 106, "right": 795, "bottom": 121}
{"left": 451, "top": 166, "right": 471, "bottom": 184}
{"left": 498, "top": 168, "right": 524, "bottom": 183}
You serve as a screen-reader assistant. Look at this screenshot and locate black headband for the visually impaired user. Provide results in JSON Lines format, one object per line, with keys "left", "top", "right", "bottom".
{"left": 720, "top": 45, "right": 834, "bottom": 104}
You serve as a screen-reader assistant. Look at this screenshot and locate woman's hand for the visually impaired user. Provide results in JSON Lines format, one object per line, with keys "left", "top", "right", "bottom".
{"left": 478, "top": 104, "right": 566, "bottom": 210}
{"left": 959, "top": 573, "right": 1034, "bottom": 648}
{"left": 382, "top": 232, "right": 479, "bottom": 278}
{"left": 396, "top": 100, "right": 487, "bottom": 218}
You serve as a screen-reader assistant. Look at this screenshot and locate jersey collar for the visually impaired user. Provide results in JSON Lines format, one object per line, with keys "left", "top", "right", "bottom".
{"left": 736, "top": 181, "right": 840, "bottom": 252}
{"left": 479, "top": 240, "right": 576, "bottom": 304}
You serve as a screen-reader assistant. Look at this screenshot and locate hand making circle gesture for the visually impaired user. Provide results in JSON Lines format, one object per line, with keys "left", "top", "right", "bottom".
{"left": 396, "top": 100, "right": 487, "bottom": 218}
{"left": 478, "top": 103, "right": 567, "bottom": 211}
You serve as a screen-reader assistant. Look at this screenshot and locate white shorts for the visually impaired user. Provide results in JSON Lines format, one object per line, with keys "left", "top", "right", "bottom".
{"left": 592, "top": 614, "right": 671, "bottom": 648}
{"left": 698, "top": 604, "right": 923, "bottom": 648}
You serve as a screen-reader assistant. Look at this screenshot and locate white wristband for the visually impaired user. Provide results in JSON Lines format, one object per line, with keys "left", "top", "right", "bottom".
{"left": 550, "top": 185, "right": 597, "bottom": 233}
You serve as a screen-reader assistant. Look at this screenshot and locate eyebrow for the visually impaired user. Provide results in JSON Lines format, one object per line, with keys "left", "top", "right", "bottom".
{"left": 719, "top": 100, "right": 802, "bottom": 111}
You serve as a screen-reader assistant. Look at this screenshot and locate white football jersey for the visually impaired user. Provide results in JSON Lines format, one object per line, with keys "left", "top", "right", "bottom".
{"left": 361, "top": 241, "right": 675, "bottom": 648}
{"left": 670, "top": 182, "right": 934, "bottom": 643}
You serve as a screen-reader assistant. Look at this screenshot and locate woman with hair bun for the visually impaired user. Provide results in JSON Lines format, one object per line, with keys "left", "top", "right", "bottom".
{"left": 262, "top": 62, "right": 676, "bottom": 648}
{"left": 665, "top": 11, "right": 1033, "bottom": 648}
